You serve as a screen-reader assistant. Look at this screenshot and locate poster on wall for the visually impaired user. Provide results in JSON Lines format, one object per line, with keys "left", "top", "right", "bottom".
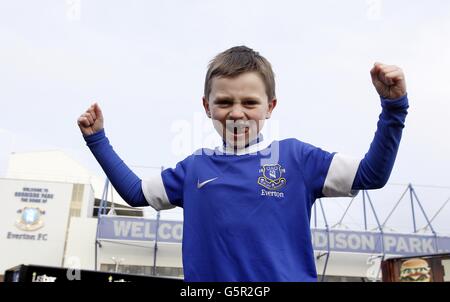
{"left": 381, "top": 253, "right": 450, "bottom": 282}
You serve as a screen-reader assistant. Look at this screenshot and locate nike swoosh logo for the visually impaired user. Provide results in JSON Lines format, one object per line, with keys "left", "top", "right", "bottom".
{"left": 197, "top": 177, "right": 218, "bottom": 189}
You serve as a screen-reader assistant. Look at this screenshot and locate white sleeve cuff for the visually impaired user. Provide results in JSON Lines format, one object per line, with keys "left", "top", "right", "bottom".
{"left": 322, "top": 153, "right": 361, "bottom": 197}
{"left": 141, "top": 175, "right": 176, "bottom": 210}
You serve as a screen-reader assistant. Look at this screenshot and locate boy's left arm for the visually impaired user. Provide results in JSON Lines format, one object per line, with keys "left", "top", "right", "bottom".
{"left": 351, "top": 62, "right": 409, "bottom": 190}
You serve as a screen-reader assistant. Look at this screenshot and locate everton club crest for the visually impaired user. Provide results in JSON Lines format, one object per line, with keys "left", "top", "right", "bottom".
{"left": 257, "top": 164, "right": 286, "bottom": 191}
{"left": 15, "top": 207, "right": 45, "bottom": 231}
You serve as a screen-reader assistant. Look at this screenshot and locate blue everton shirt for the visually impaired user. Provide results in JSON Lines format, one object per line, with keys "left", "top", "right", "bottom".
{"left": 85, "top": 95, "right": 408, "bottom": 282}
{"left": 142, "top": 139, "right": 360, "bottom": 282}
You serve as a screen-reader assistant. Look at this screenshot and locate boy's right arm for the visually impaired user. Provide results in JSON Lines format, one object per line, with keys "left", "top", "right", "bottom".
{"left": 77, "top": 103, "right": 175, "bottom": 210}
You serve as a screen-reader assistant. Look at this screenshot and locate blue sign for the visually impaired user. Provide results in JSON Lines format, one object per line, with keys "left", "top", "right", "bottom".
{"left": 312, "top": 229, "right": 450, "bottom": 256}
{"left": 97, "top": 216, "right": 450, "bottom": 256}
{"left": 97, "top": 216, "right": 182, "bottom": 243}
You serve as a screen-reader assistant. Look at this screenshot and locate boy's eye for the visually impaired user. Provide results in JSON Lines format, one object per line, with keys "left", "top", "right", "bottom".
{"left": 213, "top": 99, "right": 260, "bottom": 107}
{"left": 243, "top": 100, "right": 259, "bottom": 106}
{"left": 215, "top": 99, "right": 233, "bottom": 106}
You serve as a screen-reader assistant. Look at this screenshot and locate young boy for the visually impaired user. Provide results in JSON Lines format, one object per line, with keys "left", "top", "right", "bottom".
{"left": 78, "top": 46, "right": 408, "bottom": 281}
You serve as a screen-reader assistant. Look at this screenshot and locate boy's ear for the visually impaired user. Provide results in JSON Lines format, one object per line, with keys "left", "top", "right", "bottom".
{"left": 202, "top": 96, "right": 211, "bottom": 118}
{"left": 266, "top": 98, "right": 277, "bottom": 119}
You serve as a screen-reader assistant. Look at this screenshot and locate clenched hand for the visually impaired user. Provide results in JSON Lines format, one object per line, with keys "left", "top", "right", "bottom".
{"left": 77, "top": 103, "right": 104, "bottom": 136}
{"left": 370, "top": 62, "right": 407, "bottom": 100}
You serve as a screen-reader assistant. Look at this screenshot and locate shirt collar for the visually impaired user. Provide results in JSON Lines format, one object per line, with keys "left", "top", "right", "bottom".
{"left": 217, "top": 134, "right": 272, "bottom": 155}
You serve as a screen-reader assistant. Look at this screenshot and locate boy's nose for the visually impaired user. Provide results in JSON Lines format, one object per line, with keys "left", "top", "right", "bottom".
{"left": 228, "top": 106, "right": 246, "bottom": 120}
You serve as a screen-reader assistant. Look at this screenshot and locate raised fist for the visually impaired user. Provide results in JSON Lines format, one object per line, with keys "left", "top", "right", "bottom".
{"left": 370, "top": 62, "right": 407, "bottom": 100}
{"left": 77, "top": 102, "right": 104, "bottom": 136}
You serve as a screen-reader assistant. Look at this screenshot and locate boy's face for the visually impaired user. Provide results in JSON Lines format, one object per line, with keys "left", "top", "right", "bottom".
{"left": 203, "top": 72, "right": 277, "bottom": 149}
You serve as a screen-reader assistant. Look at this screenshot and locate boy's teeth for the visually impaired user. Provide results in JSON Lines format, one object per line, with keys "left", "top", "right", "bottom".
{"left": 229, "top": 127, "right": 248, "bottom": 133}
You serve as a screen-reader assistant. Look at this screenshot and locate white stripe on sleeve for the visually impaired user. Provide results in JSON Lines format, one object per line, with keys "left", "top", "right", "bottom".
{"left": 322, "top": 153, "right": 361, "bottom": 197}
{"left": 141, "top": 175, "right": 176, "bottom": 210}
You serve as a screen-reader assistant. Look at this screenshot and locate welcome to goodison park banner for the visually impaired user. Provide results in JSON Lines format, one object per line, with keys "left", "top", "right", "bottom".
{"left": 97, "top": 216, "right": 450, "bottom": 256}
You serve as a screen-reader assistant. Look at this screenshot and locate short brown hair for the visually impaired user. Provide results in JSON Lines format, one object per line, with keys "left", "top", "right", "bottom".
{"left": 204, "top": 46, "right": 276, "bottom": 101}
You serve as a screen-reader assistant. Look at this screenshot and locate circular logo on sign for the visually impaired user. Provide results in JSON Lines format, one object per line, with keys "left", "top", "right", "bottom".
{"left": 15, "top": 207, "right": 45, "bottom": 231}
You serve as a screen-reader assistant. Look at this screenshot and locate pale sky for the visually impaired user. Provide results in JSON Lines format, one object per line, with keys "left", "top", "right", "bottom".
{"left": 1, "top": 0, "right": 450, "bottom": 233}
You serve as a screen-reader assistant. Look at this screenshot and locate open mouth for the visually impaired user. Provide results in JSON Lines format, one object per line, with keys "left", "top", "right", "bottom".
{"left": 220, "top": 120, "right": 254, "bottom": 145}
{"left": 227, "top": 126, "right": 249, "bottom": 138}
